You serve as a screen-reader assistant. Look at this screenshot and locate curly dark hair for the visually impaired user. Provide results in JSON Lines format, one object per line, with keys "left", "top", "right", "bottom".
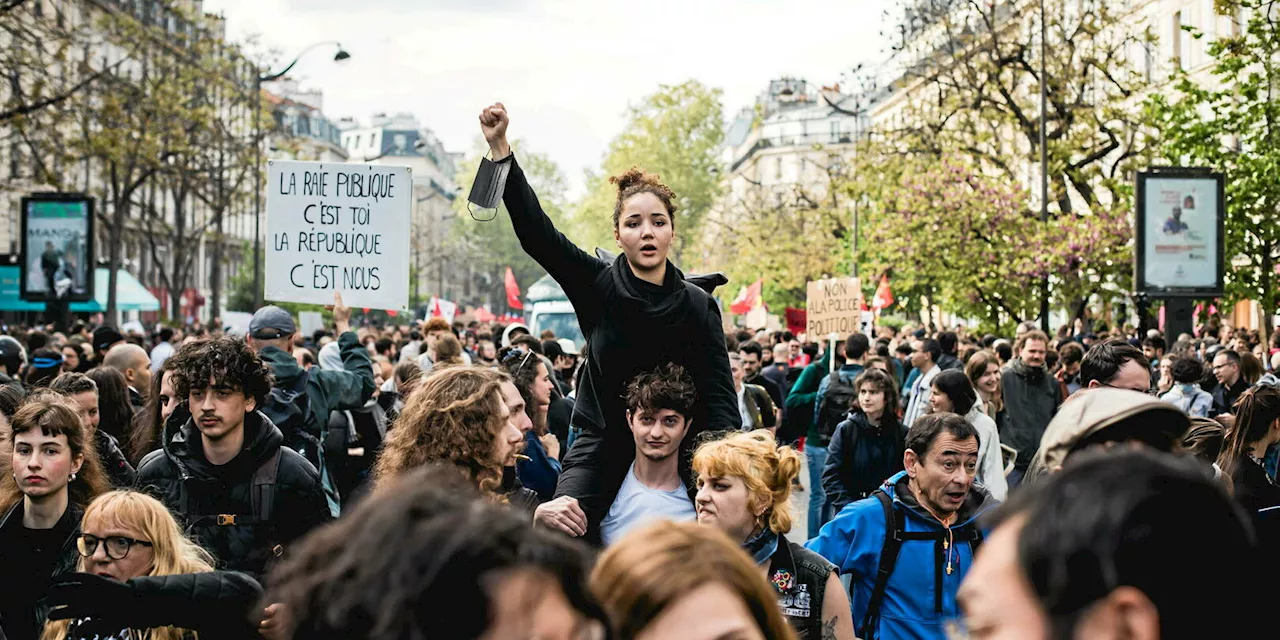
{"left": 609, "top": 167, "right": 678, "bottom": 229}
{"left": 167, "top": 337, "right": 273, "bottom": 407}
{"left": 624, "top": 363, "right": 696, "bottom": 418}
{"left": 264, "top": 463, "right": 611, "bottom": 640}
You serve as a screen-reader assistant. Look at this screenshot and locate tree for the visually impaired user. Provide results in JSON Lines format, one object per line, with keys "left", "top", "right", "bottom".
{"left": 1146, "top": 0, "right": 1280, "bottom": 335}
{"left": 450, "top": 140, "right": 569, "bottom": 310}
{"left": 567, "top": 80, "right": 725, "bottom": 262}
{"left": 857, "top": 153, "right": 1130, "bottom": 334}
{"left": 881, "top": 0, "right": 1154, "bottom": 317}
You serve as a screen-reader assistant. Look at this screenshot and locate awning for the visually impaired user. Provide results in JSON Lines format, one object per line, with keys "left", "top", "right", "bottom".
{"left": 0, "top": 266, "right": 160, "bottom": 312}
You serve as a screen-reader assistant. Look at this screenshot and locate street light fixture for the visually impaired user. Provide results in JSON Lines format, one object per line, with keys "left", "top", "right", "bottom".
{"left": 252, "top": 42, "right": 351, "bottom": 308}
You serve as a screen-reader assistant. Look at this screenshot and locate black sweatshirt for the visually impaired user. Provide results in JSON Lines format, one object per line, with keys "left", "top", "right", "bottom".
{"left": 499, "top": 154, "right": 741, "bottom": 543}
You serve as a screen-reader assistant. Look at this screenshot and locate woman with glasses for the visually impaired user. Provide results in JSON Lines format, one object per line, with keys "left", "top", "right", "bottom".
{"left": 41, "top": 490, "right": 263, "bottom": 640}
{"left": 477, "top": 104, "right": 740, "bottom": 544}
{"left": 0, "top": 393, "right": 110, "bottom": 640}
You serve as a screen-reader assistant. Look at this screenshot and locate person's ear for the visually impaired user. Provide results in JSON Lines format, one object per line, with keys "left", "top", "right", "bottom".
{"left": 245, "top": 396, "right": 257, "bottom": 413}
{"left": 1087, "top": 379, "right": 1102, "bottom": 389}
{"left": 614, "top": 226, "right": 622, "bottom": 248}
{"left": 1074, "top": 586, "right": 1160, "bottom": 640}
{"left": 904, "top": 449, "right": 920, "bottom": 478}
{"left": 71, "top": 454, "right": 84, "bottom": 476}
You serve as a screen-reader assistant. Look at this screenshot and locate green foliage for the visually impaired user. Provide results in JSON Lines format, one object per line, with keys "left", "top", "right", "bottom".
{"left": 1146, "top": 0, "right": 1280, "bottom": 328}
{"left": 450, "top": 140, "right": 569, "bottom": 308}
{"left": 568, "top": 80, "right": 726, "bottom": 262}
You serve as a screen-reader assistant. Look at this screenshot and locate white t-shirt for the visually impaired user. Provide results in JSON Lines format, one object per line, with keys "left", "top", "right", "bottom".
{"left": 599, "top": 463, "right": 696, "bottom": 546}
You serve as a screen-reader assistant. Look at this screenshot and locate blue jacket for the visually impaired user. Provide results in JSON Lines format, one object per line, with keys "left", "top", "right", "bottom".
{"left": 806, "top": 471, "right": 997, "bottom": 640}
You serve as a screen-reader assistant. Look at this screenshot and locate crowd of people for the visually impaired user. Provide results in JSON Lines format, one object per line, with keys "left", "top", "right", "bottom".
{"left": 0, "top": 102, "right": 1273, "bottom": 639}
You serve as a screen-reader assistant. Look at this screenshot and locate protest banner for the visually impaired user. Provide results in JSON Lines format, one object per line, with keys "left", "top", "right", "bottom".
{"left": 805, "top": 277, "right": 863, "bottom": 341}
{"left": 266, "top": 160, "right": 411, "bottom": 310}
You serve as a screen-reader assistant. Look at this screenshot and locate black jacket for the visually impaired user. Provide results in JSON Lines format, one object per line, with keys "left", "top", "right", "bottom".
{"left": 96, "top": 430, "right": 135, "bottom": 489}
{"left": 54, "top": 571, "right": 263, "bottom": 640}
{"left": 822, "top": 411, "right": 906, "bottom": 514}
{"left": 500, "top": 154, "right": 740, "bottom": 543}
{"left": 0, "top": 501, "right": 82, "bottom": 640}
{"left": 134, "top": 411, "right": 333, "bottom": 581}
{"left": 1213, "top": 378, "right": 1250, "bottom": 416}
{"left": 999, "top": 360, "right": 1062, "bottom": 471}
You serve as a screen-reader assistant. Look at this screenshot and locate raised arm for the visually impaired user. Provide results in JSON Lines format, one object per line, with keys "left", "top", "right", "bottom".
{"left": 479, "top": 103, "right": 605, "bottom": 298}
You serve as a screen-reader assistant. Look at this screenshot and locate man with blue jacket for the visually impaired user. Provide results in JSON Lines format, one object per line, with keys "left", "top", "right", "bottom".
{"left": 807, "top": 412, "right": 996, "bottom": 640}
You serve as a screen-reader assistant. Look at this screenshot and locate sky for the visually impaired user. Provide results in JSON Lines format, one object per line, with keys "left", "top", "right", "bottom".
{"left": 203, "top": 0, "right": 893, "bottom": 196}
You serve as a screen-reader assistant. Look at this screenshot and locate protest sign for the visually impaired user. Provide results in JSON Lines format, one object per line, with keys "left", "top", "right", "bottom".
{"left": 298, "top": 311, "right": 325, "bottom": 337}
{"left": 266, "top": 160, "right": 411, "bottom": 310}
{"left": 805, "top": 277, "right": 862, "bottom": 340}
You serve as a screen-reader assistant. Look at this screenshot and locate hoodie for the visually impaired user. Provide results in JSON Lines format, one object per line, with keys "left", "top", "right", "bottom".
{"left": 134, "top": 411, "right": 333, "bottom": 580}
{"left": 807, "top": 472, "right": 996, "bottom": 640}
{"left": 998, "top": 359, "right": 1062, "bottom": 471}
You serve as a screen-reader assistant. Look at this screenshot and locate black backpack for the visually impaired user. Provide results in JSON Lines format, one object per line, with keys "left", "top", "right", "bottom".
{"left": 815, "top": 371, "right": 858, "bottom": 445}
{"left": 260, "top": 371, "right": 318, "bottom": 460}
{"left": 858, "top": 489, "right": 984, "bottom": 639}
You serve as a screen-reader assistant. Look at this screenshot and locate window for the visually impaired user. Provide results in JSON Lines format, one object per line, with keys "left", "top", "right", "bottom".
{"left": 1171, "top": 11, "right": 1183, "bottom": 69}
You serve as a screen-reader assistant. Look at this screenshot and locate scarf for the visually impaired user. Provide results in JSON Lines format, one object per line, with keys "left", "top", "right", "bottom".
{"left": 1012, "top": 358, "right": 1047, "bottom": 383}
{"left": 743, "top": 526, "right": 780, "bottom": 565}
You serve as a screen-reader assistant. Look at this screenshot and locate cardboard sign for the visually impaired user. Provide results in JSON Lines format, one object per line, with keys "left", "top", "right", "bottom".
{"left": 266, "top": 160, "right": 411, "bottom": 310}
{"left": 805, "top": 277, "right": 862, "bottom": 340}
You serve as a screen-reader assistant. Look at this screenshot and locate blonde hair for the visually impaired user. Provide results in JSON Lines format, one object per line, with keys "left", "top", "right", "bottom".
{"left": 42, "top": 490, "right": 215, "bottom": 640}
{"left": 692, "top": 429, "right": 802, "bottom": 535}
{"left": 591, "top": 520, "right": 796, "bottom": 640}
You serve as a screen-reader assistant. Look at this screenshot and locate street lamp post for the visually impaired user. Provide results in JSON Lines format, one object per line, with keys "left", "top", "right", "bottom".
{"left": 253, "top": 42, "right": 350, "bottom": 308}
{"left": 1038, "top": 0, "right": 1051, "bottom": 332}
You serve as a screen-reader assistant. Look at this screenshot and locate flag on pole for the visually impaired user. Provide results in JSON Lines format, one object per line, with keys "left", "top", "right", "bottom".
{"left": 730, "top": 279, "right": 763, "bottom": 315}
{"left": 504, "top": 267, "right": 523, "bottom": 310}
{"left": 872, "top": 274, "right": 895, "bottom": 312}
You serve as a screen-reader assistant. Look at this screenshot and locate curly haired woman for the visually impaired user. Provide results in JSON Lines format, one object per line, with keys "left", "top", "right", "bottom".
{"left": 374, "top": 365, "right": 523, "bottom": 498}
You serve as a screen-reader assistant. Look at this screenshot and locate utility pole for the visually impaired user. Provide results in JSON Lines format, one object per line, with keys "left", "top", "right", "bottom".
{"left": 1038, "top": 0, "right": 1051, "bottom": 332}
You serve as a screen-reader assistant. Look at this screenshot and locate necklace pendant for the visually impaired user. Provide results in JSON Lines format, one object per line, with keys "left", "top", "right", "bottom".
{"left": 943, "top": 540, "right": 949, "bottom": 550}
{"left": 946, "top": 563, "right": 953, "bottom": 575}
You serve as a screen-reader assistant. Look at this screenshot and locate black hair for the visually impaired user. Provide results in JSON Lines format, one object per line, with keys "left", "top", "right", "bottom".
{"left": 375, "top": 337, "right": 395, "bottom": 356}
{"left": 844, "top": 333, "right": 870, "bottom": 360}
{"left": 625, "top": 363, "right": 697, "bottom": 419}
{"left": 738, "top": 341, "right": 764, "bottom": 360}
{"left": 168, "top": 337, "right": 274, "bottom": 407}
{"left": 918, "top": 338, "right": 941, "bottom": 364}
{"left": 264, "top": 463, "right": 611, "bottom": 640}
{"left": 937, "top": 331, "right": 958, "bottom": 356}
{"left": 511, "top": 334, "right": 543, "bottom": 355}
{"left": 1169, "top": 356, "right": 1203, "bottom": 384}
{"left": 26, "top": 330, "right": 49, "bottom": 353}
{"left": 981, "top": 334, "right": 997, "bottom": 348}
{"left": 85, "top": 367, "right": 135, "bottom": 444}
{"left": 895, "top": 342, "right": 913, "bottom": 356}
{"left": 1142, "top": 335, "right": 1166, "bottom": 353}
{"left": 781, "top": 331, "right": 794, "bottom": 342}
{"left": 1213, "top": 348, "right": 1242, "bottom": 368}
{"left": 905, "top": 412, "right": 978, "bottom": 457}
{"left": 994, "top": 341, "right": 1013, "bottom": 363}
{"left": 986, "top": 448, "right": 1259, "bottom": 638}
{"left": 931, "top": 370, "right": 977, "bottom": 416}
{"left": 157, "top": 327, "right": 174, "bottom": 343}
{"left": 25, "top": 347, "right": 64, "bottom": 388}
{"left": 852, "top": 369, "right": 900, "bottom": 427}
{"left": 1079, "top": 339, "right": 1146, "bottom": 387}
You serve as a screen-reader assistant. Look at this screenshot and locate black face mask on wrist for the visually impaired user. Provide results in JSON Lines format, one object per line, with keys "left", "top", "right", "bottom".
{"left": 466, "top": 155, "right": 510, "bottom": 221}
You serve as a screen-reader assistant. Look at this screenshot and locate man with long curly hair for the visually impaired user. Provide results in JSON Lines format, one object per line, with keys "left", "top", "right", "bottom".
{"left": 134, "top": 337, "right": 331, "bottom": 581}
{"left": 373, "top": 365, "right": 524, "bottom": 500}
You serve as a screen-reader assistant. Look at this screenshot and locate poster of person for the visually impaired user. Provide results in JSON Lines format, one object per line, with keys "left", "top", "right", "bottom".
{"left": 1136, "top": 172, "right": 1223, "bottom": 295}
{"left": 20, "top": 194, "right": 94, "bottom": 302}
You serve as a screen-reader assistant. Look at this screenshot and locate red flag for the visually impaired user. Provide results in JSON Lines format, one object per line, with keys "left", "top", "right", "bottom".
{"left": 872, "top": 275, "right": 894, "bottom": 312}
{"left": 730, "top": 279, "right": 763, "bottom": 315}
{"left": 785, "top": 307, "right": 807, "bottom": 336}
{"left": 504, "top": 267, "right": 523, "bottom": 310}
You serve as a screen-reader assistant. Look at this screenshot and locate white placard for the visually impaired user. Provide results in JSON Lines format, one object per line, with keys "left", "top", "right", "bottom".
{"left": 266, "top": 160, "right": 411, "bottom": 310}
{"left": 298, "top": 311, "right": 325, "bottom": 337}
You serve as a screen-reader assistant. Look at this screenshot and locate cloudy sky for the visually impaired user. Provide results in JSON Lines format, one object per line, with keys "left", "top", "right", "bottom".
{"left": 204, "top": 0, "right": 893, "bottom": 195}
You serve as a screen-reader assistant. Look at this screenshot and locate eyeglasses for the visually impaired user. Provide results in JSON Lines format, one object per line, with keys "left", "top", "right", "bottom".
{"left": 76, "top": 533, "right": 153, "bottom": 560}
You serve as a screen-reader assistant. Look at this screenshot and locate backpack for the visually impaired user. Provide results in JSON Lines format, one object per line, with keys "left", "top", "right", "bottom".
{"left": 181, "top": 447, "right": 282, "bottom": 529}
{"left": 261, "top": 371, "right": 316, "bottom": 457}
{"left": 815, "top": 371, "right": 858, "bottom": 445}
{"left": 858, "top": 489, "right": 983, "bottom": 640}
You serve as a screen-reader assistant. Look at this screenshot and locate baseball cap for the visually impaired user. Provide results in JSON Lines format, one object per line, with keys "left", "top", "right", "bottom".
{"left": 92, "top": 326, "right": 124, "bottom": 353}
{"left": 542, "top": 340, "right": 566, "bottom": 360}
{"left": 249, "top": 306, "right": 297, "bottom": 339}
{"left": 556, "top": 338, "right": 580, "bottom": 356}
